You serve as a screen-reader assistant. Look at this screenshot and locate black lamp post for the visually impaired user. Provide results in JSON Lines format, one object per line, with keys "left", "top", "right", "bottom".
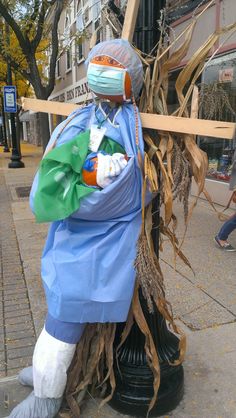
{"left": 4, "top": 22, "right": 24, "bottom": 168}
{"left": 110, "top": 195, "right": 184, "bottom": 417}
{"left": 1, "top": 95, "right": 10, "bottom": 152}
{"left": 110, "top": 1, "right": 184, "bottom": 416}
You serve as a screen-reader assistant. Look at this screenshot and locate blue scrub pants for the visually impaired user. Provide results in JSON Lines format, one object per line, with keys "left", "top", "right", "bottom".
{"left": 45, "top": 313, "right": 86, "bottom": 344}
{"left": 218, "top": 213, "right": 236, "bottom": 240}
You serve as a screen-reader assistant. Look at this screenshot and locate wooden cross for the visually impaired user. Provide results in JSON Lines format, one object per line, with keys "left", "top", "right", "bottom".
{"left": 21, "top": 0, "right": 235, "bottom": 141}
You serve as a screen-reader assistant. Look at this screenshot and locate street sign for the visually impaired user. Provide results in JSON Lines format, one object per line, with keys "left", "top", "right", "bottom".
{"left": 3, "top": 86, "right": 17, "bottom": 113}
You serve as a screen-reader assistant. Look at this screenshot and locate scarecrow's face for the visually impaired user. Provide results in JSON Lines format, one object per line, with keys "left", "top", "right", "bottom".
{"left": 87, "top": 55, "right": 132, "bottom": 103}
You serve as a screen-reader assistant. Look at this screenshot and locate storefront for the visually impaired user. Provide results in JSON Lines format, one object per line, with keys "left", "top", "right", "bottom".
{"left": 167, "top": 0, "right": 236, "bottom": 206}
{"left": 192, "top": 51, "right": 235, "bottom": 206}
{"left": 168, "top": 51, "right": 236, "bottom": 206}
{"left": 48, "top": 77, "right": 93, "bottom": 133}
{"left": 198, "top": 51, "right": 236, "bottom": 185}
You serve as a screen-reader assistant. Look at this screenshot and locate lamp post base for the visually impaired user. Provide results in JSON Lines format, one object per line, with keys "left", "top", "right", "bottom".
{"left": 110, "top": 361, "right": 184, "bottom": 417}
{"left": 110, "top": 297, "right": 185, "bottom": 417}
{"left": 8, "top": 149, "right": 25, "bottom": 168}
{"left": 8, "top": 160, "right": 25, "bottom": 168}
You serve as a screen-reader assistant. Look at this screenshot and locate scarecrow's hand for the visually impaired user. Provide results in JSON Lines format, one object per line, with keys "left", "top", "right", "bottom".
{"left": 96, "top": 152, "right": 128, "bottom": 188}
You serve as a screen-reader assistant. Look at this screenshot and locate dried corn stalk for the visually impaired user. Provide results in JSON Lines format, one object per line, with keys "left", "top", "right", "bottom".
{"left": 65, "top": 7, "right": 236, "bottom": 418}
{"left": 199, "top": 81, "right": 236, "bottom": 120}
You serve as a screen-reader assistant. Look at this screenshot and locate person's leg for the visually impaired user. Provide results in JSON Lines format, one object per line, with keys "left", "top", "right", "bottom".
{"left": 18, "top": 314, "right": 86, "bottom": 387}
{"left": 10, "top": 317, "right": 85, "bottom": 418}
{"left": 218, "top": 213, "right": 236, "bottom": 240}
{"left": 10, "top": 328, "right": 76, "bottom": 418}
{"left": 215, "top": 213, "right": 236, "bottom": 250}
{"left": 33, "top": 327, "right": 76, "bottom": 399}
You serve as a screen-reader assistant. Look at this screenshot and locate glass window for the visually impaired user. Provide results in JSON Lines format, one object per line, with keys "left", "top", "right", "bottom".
{"left": 83, "top": 7, "right": 90, "bottom": 25}
{"left": 77, "top": 42, "right": 84, "bottom": 62}
{"left": 76, "top": 0, "right": 83, "bottom": 14}
{"left": 64, "top": 12, "right": 72, "bottom": 71}
{"left": 94, "top": 18, "right": 102, "bottom": 44}
{"left": 167, "top": 69, "right": 181, "bottom": 114}
{"left": 55, "top": 59, "right": 61, "bottom": 78}
{"left": 66, "top": 47, "right": 72, "bottom": 70}
{"left": 76, "top": 12, "right": 84, "bottom": 32}
{"left": 93, "top": 0, "right": 101, "bottom": 21}
{"left": 198, "top": 52, "right": 236, "bottom": 182}
{"left": 167, "top": 68, "right": 198, "bottom": 114}
{"left": 65, "top": 14, "right": 70, "bottom": 30}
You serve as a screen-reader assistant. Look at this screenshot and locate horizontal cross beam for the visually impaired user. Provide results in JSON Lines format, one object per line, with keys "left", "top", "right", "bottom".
{"left": 21, "top": 97, "right": 235, "bottom": 140}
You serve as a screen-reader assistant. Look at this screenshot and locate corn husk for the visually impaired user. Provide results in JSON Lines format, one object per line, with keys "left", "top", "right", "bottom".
{"left": 65, "top": 9, "right": 236, "bottom": 418}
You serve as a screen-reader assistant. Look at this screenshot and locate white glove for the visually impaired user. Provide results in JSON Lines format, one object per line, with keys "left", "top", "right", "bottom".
{"left": 96, "top": 152, "right": 128, "bottom": 188}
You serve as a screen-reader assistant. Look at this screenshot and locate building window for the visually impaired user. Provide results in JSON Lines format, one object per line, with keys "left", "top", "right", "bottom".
{"left": 93, "top": 0, "right": 101, "bottom": 21}
{"left": 83, "top": 7, "right": 90, "bottom": 25}
{"left": 65, "top": 14, "right": 70, "bottom": 32}
{"left": 77, "top": 42, "right": 84, "bottom": 62}
{"left": 198, "top": 52, "right": 236, "bottom": 183}
{"left": 167, "top": 69, "right": 183, "bottom": 114}
{"left": 64, "top": 13, "right": 72, "bottom": 72}
{"left": 94, "top": 18, "right": 102, "bottom": 44}
{"left": 66, "top": 47, "right": 72, "bottom": 70}
{"left": 76, "top": 11, "right": 84, "bottom": 32}
{"left": 167, "top": 0, "right": 209, "bottom": 22}
{"left": 105, "top": 24, "right": 112, "bottom": 41}
{"left": 55, "top": 59, "right": 61, "bottom": 78}
{"left": 76, "top": 0, "right": 83, "bottom": 14}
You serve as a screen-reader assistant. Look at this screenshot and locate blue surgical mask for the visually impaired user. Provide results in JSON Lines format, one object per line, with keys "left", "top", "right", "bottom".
{"left": 87, "top": 63, "right": 127, "bottom": 98}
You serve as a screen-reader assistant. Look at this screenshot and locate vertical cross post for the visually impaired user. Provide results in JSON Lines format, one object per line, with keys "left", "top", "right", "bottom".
{"left": 121, "top": 0, "right": 140, "bottom": 41}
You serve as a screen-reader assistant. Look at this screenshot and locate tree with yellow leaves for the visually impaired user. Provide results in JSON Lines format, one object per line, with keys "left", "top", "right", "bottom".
{"left": 0, "top": 29, "right": 49, "bottom": 99}
{"left": 0, "top": 0, "right": 66, "bottom": 147}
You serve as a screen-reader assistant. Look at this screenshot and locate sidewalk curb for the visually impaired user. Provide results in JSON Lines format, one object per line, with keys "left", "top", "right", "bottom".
{"left": 0, "top": 375, "right": 31, "bottom": 417}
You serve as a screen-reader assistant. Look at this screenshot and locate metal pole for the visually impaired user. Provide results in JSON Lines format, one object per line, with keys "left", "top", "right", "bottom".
{"left": 1, "top": 95, "right": 10, "bottom": 152}
{"left": 5, "top": 22, "right": 24, "bottom": 168}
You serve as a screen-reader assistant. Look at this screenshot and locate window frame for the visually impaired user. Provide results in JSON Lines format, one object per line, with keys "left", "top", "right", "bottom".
{"left": 64, "top": 12, "right": 72, "bottom": 72}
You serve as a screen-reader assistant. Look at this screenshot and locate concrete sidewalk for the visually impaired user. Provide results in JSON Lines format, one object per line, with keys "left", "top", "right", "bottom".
{"left": 0, "top": 143, "right": 236, "bottom": 418}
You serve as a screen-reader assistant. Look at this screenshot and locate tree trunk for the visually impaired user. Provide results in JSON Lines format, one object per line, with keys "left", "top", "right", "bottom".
{"left": 39, "top": 112, "right": 50, "bottom": 151}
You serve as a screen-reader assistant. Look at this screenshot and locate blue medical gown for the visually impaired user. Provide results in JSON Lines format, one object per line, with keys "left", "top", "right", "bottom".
{"left": 30, "top": 103, "right": 147, "bottom": 323}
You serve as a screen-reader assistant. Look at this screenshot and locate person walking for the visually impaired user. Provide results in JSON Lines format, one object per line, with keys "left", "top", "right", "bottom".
{"left": 214, "top": 149, "right": 236, "bottom": 252}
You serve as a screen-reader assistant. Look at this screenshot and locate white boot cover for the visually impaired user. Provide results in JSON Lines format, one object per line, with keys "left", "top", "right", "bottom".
{"left": 9, "top": 391, "right": 62, "bottom": 418}
{"left": 9, "top": 329, "right": 76, "bottom": 418}
{"left": 33, "top": 327, "right": 76, "bottom": 398}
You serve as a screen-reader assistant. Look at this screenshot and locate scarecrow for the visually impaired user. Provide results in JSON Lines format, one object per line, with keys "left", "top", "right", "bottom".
{"left": 11, "top": 0, "right": 236, "bottom": 413}
{"left": 9, "top": 38, "right": 157, "bottom": 418}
